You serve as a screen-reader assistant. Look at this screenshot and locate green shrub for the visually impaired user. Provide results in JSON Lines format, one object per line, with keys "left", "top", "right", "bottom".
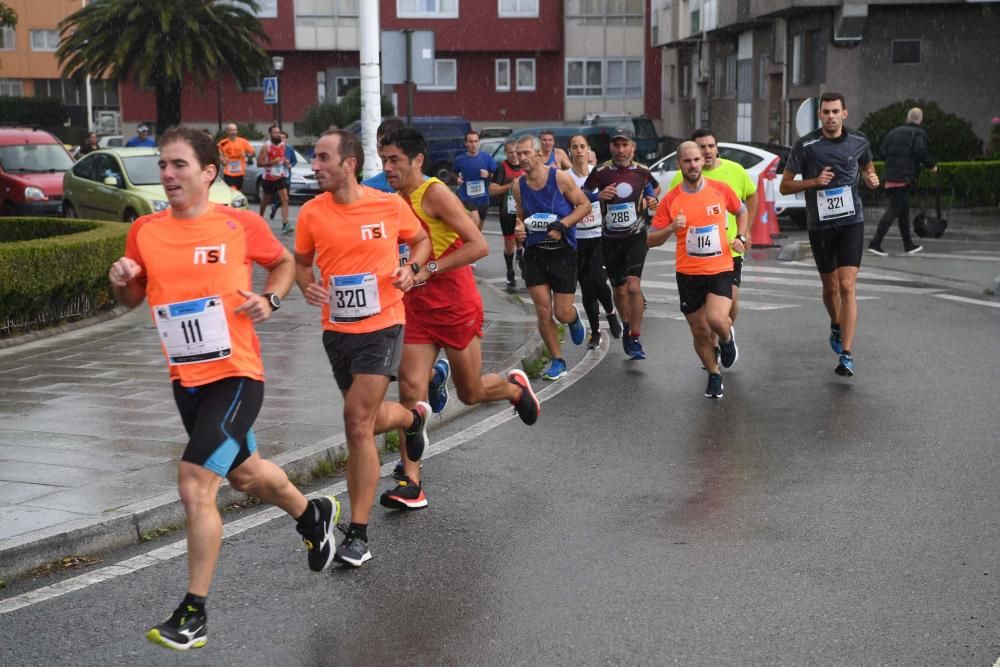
{"left": 860, "top": 100, "right": 982, "bottom": 162}
{"left": 0, "top": 96, "right": 68, "bottom": 128}
{"left": 298, "top": 87, "right": 395, "bottom": 137}
{"left": 990, "top": 121, "right": 1000, "bottom": 159}
{"left": 864, "top": 161, "right": 1000, "bottom": 208}
{"left": 0, "top": 217, "right": 128, "bottom": 335}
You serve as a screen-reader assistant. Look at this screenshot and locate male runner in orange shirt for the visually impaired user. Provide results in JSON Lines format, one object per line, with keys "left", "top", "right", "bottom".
{"left": 109, "top": 127, "right": 336, "bottom": 652}
{"left": 649, "top": 141, "right": 748, "bottom": 399}
{"left": 295, "top": 129, "right": 433, "bottom": 566}
{"left": 378, "top": 127, "right": 540, "bottom": 510}
{"left": 217, "top": 123, "right": 254, "bottom": 191}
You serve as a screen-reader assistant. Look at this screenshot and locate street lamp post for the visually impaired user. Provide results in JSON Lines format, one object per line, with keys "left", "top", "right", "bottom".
{"left": 272, "top": 56, "right": 284, "bottom": 129}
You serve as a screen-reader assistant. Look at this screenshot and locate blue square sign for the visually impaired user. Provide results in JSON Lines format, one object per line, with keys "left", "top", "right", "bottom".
{"left": 263, "top": 76, "right": 278, "bottom": 104}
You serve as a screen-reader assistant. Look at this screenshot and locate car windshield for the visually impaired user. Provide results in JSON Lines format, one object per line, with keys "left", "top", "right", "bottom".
{"left": 0, "top": 144, "right": 74, "bottom": 173}
{"left": 121, "top": 155, "right": 161, "bottom": 185}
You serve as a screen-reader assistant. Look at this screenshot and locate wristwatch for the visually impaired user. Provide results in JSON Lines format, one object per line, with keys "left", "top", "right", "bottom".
{"left": 427, "top": 261, "right": 440, "bottom": 274}
{"left": 735, "top": 234, "right": 747, "bottom": 244}
{"left": 262, "top": 292, "right": 281, "bottom": 311}
{"left": 409, "top": 262, "right": 421, "bottom": 275}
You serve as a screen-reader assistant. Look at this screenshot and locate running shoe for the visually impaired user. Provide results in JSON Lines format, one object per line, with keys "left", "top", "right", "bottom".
{"left": 568, "top": 306, "right": 586, "bottom": 346}
{"left": 403, "top": 401, "right": 430, "bottom": 462}
{"left": 428, "top": 359, "right": 451, "bottom": 414}
{"left": 905, "top": 245, "right": 924, "bottom": 255}
{"left": 829, "top": 326, "right": 843, "bottom": 355}
{"left": 269, "top": 206, "right": 278, "bottom": 220}
{"left": 380, "top": 477, "right": 428, "bottom": 510}
{"left": 281, "top": 222, "right": 295, "bottom": 235}
{"left": 704, "top": 372, "right": 724, "bottom": 399}
{"left": 623, "top": 334, "right": 638, "bottom": 357}
{"left": 606, "top": 312, "right": 623, "bottom": 339}
{"left": 507, "top": 368, "right": 540, "bottom": 425}
{"left": 146, "top": 602, "right": 207, "bottom": 651}
{"left": 587, "top": 330, "right": 602, "bottom": 350}
{"left": 629, "top": 337, "right": 646, "bottom": 360}
{"left": 541, "top": 357, "right": 567, "bottom": 381}
{"left": 720, "top": 327, "right": 739, "bottom": 368}
{"left": 506, "top": 269, "right": 517, "bottom": 290}
{"left": 296, "top": 495, "right": 341, "bottom": 573}
{"left": 867, "top": 244, "right": 888, "bottom": 257}
{"left": 335, "top": 531, "right": 372, "bottom": 567}
{"left": 835, "top": 352, "right": 855, "bottom": 377}
{"left": 392, "top": 460, "right": 422, "bottom": 481}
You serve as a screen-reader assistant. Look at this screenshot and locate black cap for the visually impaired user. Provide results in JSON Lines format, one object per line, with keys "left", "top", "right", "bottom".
{"left": 611, "top": 126, "right": 634, "bottom": 141}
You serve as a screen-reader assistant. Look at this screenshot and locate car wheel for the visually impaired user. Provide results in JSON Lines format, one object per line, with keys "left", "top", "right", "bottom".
{"left": 431, "top": 162, "right": 453, "bottom": 185}
{"left": 3, "top": 201, "right": 18, "bottom": 216}
{"left": 64, "top": 202, "right": 77, "bottom": 218}
{"left": 123, "top": 208, "right": 139, "bottom": 223}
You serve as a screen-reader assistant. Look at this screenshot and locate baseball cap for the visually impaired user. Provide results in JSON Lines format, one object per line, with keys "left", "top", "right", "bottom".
{"left": 137, "top": 125, "right": 149, "bottom": 133}
{"left": 611, "top": 126, "right": 634, "bottom": 141}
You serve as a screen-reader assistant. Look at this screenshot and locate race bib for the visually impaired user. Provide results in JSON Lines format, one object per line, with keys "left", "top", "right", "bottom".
{"left": 227, "top": 160, "right": 242, "bottom": 173}
{"left": 329, "top": 273, "right": 381, "bottom": 322}
{"left": 397, "top": 243, "right": 410, "bottom": 268}
{"left": 153, "top": 296, "right": 232, "bottom": 365}
{"left": 817, "top": 186, "right": 855, "bottom": 221}
{"left": 686, "top": 224, "right": 722, "bottom": 258}
{"left": 578, "top": 201, "right": 603, "bottom": 230}
{"left": 466, "top": 179, "right": 486, "bottom": 198}
{"left": 266, "top": 165, "right": 285, "bottom": 179}
{"left": 525, "top": 212, "right": 557, "bottom": 233}
{"left": 605, "top": 202, "right": 638, "bottom": 230}
{"left": 505, "top": 191, "right": 515, "bottom": 213}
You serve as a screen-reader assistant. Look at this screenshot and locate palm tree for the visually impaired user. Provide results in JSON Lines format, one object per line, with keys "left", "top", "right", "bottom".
{"left": 57, "top": 0, "right": 271, "bottom": 133}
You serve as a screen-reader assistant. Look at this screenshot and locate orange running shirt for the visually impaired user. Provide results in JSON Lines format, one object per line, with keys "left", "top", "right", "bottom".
{"left": 295, "top": 188, "right": 424, "bottom": 333}
{"left": 652, "top": 178, "right": 743, "bottom": 275}
{"left": 218, "top": 137, "right": 254, "bottom": 176}
{"left": 124, "top": 205, "right": 285, "bottom": 387}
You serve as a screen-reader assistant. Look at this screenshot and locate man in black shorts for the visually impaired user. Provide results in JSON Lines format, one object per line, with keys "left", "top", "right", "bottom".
{"left": 780, "top": 92, "right": 880, "bottom": 377}
{"left": 584, "top": 127, "right": 658, "bottom": 360}
{"left": 489, "top": 137, "right": 525, "bottom": 289}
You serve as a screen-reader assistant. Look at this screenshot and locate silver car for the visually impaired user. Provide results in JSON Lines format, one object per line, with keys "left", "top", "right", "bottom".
{"left": 242, "top": 141, "right": 320, "bottom": 203}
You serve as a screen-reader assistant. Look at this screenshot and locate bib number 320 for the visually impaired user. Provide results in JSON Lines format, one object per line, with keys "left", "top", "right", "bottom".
{"left": 329, "top": 273, "right": 381, "bottom": 322}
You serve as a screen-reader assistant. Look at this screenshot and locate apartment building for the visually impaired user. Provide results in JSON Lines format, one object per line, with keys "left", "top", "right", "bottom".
{"left": 653, "top": 0, "right": 1000, "bottom": 146}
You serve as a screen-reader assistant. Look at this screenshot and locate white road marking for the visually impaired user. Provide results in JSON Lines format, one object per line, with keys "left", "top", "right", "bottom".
{"left": 932, "top": 294, "right": 1000, "bottom": 309}
{"left": 0, "top": 341, "right": 609, "bottom": 615}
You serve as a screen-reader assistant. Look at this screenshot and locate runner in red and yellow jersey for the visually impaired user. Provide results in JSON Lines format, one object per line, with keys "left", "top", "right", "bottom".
{"left": 217, "top": 123, "right": 254, "bottom": 191}
{"left": 109, "top": 127, "right": 337, "bottom": 652}
{"left": 257, "top": 123, "right": 292, "bottom": 234}
{"left": 649, "top": 141, "right": 748, "bottom": 399}
{"left": 378, "top": 127, "right": 540, "bottom": 511}
{"left": 294, "top": 129, "right": 433, "bottom": 567}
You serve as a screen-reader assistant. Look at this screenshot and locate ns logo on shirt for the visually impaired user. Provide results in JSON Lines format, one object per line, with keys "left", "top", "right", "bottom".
{"left": 193, "top": 245, "right": 227, "bottom": 264}
{"left": 361, "top": 222, "right": 386, "bottom": 240}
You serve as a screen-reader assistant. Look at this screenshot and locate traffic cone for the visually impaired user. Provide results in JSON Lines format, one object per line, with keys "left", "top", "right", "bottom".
{"left": 750, "top": 157, "right": 780, "bottom": 249}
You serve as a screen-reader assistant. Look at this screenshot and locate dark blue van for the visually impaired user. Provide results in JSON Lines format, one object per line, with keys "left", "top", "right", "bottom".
{"left": 348, "top": 116, "right": 472, "bottom": 183}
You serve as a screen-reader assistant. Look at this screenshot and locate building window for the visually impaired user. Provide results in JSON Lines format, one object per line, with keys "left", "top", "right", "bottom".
{"left": 516, "top": 58, "right": 535, "bottom": 91}
{"left": 680, "top": 63, "right": 690, "bottom": 99}
{"left": 296, "top": 0, "right": 359, "bottom": 19}
{"left": 757, "top": 53, "right": 770, "bottom": 100}
{"left": 418, "top": 59, "right": 457, "bottom": 90}
{"left": 30, "top": 29, "right": 60, "bottom": 51}
{"left": 0, "top": 78, "right": 24, "bottom": 96}
{"left": 499, "top": 0, "right": 538, "bottom": 17}
{"left": 34, "top": 78, "right": 119, "bottom": 107}
{"left": 791, "top": 30, "right": 821, "bottom": 85}
{"left": 567, "top": 0, "right": 643, "bottom": 16}
{"left": 606, "top": 59, "right": 642, "bottom": 97}
{"left": 567, "top": 58, "right": 642, "bottom": 98}
{"left": 219, "top": 0, "right": 278, "bottom": 18}
{"left": 495, "top": 59, "right": 510, "bottom": 91}
{"left": 725, "top": 55, "right": 736, "bottom": 97}
{"left": 317, "top": 72, "right": 327, "bottom": 101}
{"left": 567, "top": 59, "right": 603, "bottom": 97}
{"left": 335, "top": 76, "right": 360, "bottom": 101}
{"left": 892, "top": 40, "right": 921, "bottom": 65}
{"left": 712, "top": 59, "right": 723, "bottom": 98}
{"left": 397, "top": 0, "right": 458, "bottom": 18}
{"left": 0, "top": 27, "right": 15, "bottom": 51}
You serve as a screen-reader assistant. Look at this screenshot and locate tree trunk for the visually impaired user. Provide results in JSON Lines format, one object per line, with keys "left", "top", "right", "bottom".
{"left": 154, "top": 79, "right": 183, "bottom": 135}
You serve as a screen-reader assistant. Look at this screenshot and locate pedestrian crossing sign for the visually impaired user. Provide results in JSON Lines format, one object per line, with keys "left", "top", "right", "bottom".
{"left": 263, "top": 76, "right": 278, "bottom": 105}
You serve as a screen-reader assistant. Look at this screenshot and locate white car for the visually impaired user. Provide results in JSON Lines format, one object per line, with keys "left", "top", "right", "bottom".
{"left": 649, "top": 142, "right": 805, "bottom": 227}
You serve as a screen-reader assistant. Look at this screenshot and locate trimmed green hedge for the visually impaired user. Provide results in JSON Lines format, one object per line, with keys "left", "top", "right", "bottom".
{"left": 0, "top": 217, "right": 129, "bottom": 335}
{"left": 866, "top": 161, "right": 1000, "bottom": 207}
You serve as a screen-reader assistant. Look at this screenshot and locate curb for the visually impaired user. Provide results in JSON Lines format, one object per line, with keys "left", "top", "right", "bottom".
{"left": 0, "top": 306, "right": 134, "bottom": 351}
{"left": 0, "top": 280, "right": 545, "bottom": 584}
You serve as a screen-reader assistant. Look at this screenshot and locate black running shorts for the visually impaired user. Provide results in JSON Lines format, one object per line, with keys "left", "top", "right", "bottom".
{"left": 261, "top": 178, "right": 287, "bottom": 195}
{"left": 808, "top": 222, "right": 864, "bottom": 274}
{"left": 602, "top": 228, "right": 648, "bottom": 286}
{"left": 322, "top": 325, "right": 404, "bottom": 391}
{"left": 732, "top": 256, "right": 743, "bottom": 288}
{"left": 523, "top": 243, "right": 577, "bottom": 294}
{"left": 463, "top": 200, "right": 489, "bottom": 223}
{"left": 498, "top": 213, "right": 517, "bottom": 238}
{"left": 676, "top": 271, "right": 735, "bottom": 315}
{"left": 173, "top": 377, "right": 263, "bottom": 477}
{"left": 223, "top": 174, "right": 244, "bottom": 190}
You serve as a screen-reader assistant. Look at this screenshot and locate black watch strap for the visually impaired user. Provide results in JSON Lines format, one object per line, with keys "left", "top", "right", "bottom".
{"left": 262, "top": 292, "right": 281, "bottom": 311}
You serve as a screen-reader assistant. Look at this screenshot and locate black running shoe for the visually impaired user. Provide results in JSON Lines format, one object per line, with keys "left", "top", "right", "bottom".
{"left": 720, "top": 327, "right": 739, "bottom": 368}
{"left": 506, "top": 269, "right": 517, "bottom": 290}
{"left": 587, "top": 329, "right": 602, "bottom": 350}
{"left": 606, "top": 312, "right": 623, "bottom": 339}
{"left": 335, "top": 531, "right": 372, "bottom": 567}
{"left": 403, "top": 401, "right": 430, "bottom": 461}
{"left": 296, "top": 495, "right": 341, "bottom": 572}
{"left": 507, "top": 368, "right": 540, "bottom": 425}
{"left": 704, "top": 372, "right": 724, "bottom": 399}
{"left": 380, "top": 477, "right": 428, "bottom": 510}
{"left": 146, "top": 602, "right": 207, "bottom": 651}
{"left": 392, "top": 459, "right": 422, "bottom": 480}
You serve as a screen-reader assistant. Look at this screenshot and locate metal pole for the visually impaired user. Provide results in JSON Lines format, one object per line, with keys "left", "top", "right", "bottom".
{"left": 277, "top": 71, "right": 282, "bottom": 129}
{"left": 83, "top": 1, "right": 93, "bottom": 132}
{"left": 359, "top": 0, "right": 382, "bottom": 178}
{"left": 216, "top": 74, "right": 223, "bottom": 133}
{"left": 404, "top": 29, "right": 414, "bottom": 128}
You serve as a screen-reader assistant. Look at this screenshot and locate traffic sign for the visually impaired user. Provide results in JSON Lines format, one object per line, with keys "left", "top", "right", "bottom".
{"left": 263, "top": 76, "right": 278, "bottom": 105}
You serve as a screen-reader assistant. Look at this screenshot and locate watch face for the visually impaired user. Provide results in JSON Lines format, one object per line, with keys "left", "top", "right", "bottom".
{"left": 427, "top": 261, "right": 439, "bottom": 273}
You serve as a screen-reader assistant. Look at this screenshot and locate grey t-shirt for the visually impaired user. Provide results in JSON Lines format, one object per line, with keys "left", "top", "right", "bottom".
{"left": 786, "top": 128, "right": 873, "bottom": 230}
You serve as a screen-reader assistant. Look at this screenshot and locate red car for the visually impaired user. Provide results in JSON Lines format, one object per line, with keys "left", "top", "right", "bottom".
{"left": 0, "top": 127, "right": 76, "bottom": 216}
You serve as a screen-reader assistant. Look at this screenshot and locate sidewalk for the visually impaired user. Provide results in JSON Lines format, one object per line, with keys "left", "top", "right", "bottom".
{"left": 0, "top": 279, "right": 543, "bottom": 582}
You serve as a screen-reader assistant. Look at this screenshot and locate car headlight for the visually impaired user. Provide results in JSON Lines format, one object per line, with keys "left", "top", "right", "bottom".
{"left": 151, "top": 199, "right": 170, "bottom": 212}
{"left": 24, "top": 186, "right": 47, "bottom": 202}
{"left": 230, "top": 195, "right": 248, "bottom": 208}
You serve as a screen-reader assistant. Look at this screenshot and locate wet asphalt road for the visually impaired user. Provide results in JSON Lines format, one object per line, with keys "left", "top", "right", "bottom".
{"left": 2, "top": 226, "right": 1000, "bottom": 665}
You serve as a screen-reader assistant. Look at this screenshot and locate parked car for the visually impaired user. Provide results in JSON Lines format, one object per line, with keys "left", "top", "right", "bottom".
{"left": 97, "top": 135, "right": 126, "bottom": 149}
{"left": 580, "top": 114, "right": 660, "bottom": 163}
{"left": 648, "top": 142, "right": 805, "bottom": 226}
{"left": 0, "top": 127, "right": 76, "bottom": 216}
{"left": 62, "top": 147, "right": 248, "bottom": 222}
{"left": 242, "top": 141, "right": 320, "bottom": 203}
{"left": 508, "top": 125, "right": 615, "bottom": 162}
{"left": 479, "top": 126, "right": 512, "bottom": 139}
{"left": 347, "top": 116, "right": 473, "bottom": 183}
